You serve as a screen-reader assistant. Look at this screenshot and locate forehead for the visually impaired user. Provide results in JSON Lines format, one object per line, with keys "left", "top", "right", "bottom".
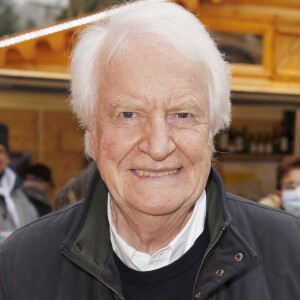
{"left": 98, "top": 36, "right": 209, "bottom": 107}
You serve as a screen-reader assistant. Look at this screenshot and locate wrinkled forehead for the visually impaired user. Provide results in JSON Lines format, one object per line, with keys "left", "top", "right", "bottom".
{"left": 102, "top": 30, "right": 209, "bottom": 71}
{"left": 97, "top": 33, "right": 210, "bottom": 99}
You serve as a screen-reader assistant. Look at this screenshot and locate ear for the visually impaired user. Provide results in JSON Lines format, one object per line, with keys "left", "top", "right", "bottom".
{"left": 85, "top": 129, "right": 96, "bottom": 160}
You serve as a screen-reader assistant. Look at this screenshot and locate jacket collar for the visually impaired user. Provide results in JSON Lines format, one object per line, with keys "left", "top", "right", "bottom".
{"left": 194, "top": 169, "right": 258, "bottom": 299}
{"left": 205, "top": 169, "right": 231, "bottom": 246}
{"left": 61, "top": 167, "right": 257, "bottom": 298}
{"left": 61, "top": 169, "right": 123, "bottom": 295}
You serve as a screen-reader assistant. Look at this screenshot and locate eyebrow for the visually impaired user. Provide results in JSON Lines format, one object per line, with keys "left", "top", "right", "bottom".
{"left": 169, "top": 99, "right": 205, "bottom": 112}
{"left": 107, "top": 95, "right": 206, "bottom": 114}
{"left": 167, "top": 96, "right": 207, "bottom": 117}
{"left": 108, "top": 97, "right": 146, "bottom": 112}
{"left": 283, "top": 180, "right": 299, "bottom": 185}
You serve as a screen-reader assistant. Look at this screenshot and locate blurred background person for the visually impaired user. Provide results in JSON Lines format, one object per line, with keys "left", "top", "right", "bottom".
{"left": 53, "top": 161, "right": 97, "bottom": 210}
{"left": 275, "top": 156, "right": 300, "bottom": 217}
{"left": 22, "top": 163, "right": 53, "bottom": 217}
{"left": 259, "top": 155, "right": 300, "bottom": 215}
{"left": 0, "top": 123, "right": 38, "bottom": 242}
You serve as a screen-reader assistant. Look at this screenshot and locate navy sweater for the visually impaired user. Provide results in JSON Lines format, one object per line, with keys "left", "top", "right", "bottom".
{"left": 113, "top": 219, "right": 210, "bottom": 300}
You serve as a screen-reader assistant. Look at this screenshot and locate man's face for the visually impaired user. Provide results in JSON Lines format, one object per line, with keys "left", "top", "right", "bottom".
{"left": 0, "top": 145, "right": 9, "bottom": 174}
{"left": 91, "top": 40, "right": 212, "bottom": 218}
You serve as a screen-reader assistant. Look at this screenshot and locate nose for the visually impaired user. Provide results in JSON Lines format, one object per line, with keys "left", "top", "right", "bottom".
{"left": 138, "top": 117, "right": 176, "bottom": 161}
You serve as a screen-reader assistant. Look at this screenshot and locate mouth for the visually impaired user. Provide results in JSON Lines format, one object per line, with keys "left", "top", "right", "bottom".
{"left": 131, "top": 168, "right": 182, "bottom": 177}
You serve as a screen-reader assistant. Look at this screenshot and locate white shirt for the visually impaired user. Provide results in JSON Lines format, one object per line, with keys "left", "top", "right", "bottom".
{"left": 0, "top": 166, "right": 20, "bottom": 228}
{"left": 108, "top": 191, "right": 206, "bottom": 271}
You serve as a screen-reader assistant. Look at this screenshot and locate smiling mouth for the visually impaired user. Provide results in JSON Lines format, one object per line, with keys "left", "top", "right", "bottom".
{"left": 132, "top": 168, "right": 181, "bottom": 177}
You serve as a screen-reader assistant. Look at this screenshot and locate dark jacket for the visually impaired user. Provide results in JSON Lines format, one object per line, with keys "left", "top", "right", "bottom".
{"left": 1, "top": 167, "right": 300, "bottom": 300}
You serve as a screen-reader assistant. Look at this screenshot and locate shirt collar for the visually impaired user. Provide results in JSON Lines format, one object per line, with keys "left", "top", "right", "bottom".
{"left": 108, "top": 191, "right": 206, "bottom": 271}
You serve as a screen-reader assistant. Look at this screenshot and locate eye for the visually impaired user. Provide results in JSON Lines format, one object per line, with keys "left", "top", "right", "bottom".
{"left": 167, "top": 112, "right": 197, "bottom": 128}
{"left": 288, "top": 182, "right": 298, "bottom": 190}
{"left": 176, "top": 113, "right": 191, "bottom": 118}
{"left": 121, "top": 112, "right": 135, "bottom": 118}
{"left": 116, "top": 111, "right": 146, "bottom": 127}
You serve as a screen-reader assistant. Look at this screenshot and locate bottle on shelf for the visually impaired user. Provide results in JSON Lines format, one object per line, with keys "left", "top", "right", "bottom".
{"left": 257, "top": 127, "right": 266, "bottom": 154}
{"left": 265, "top": 126, "right": 274, "bottom": 155}
{"left": 284, "top": 110, "right": 296, "bottom": 154}
{"left": 272, "top": 125, "right": 280, "bottom": 154}
{"left": 234, "top": 126, "right": 245, "bottom": 153}
{"left": 249, "top": 127, "right": 258, "bottom": 154}
{"left": 241, "top": 126, "right": 249, "bottom": 153}
{"left": 227, "top": 128, "right": 234, "bottom": 153}
{"left": 217, "top": 130, "right": 229, "bottom": 152}
{"left": 279, "top": 122, "right": 289, "bottom": 154}
{"left": 218, "top": 112, "right": 296, "bottom": 157}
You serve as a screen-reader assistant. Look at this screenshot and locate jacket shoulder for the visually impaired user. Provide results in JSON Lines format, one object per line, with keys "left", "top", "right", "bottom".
{"left": 226, "top": 192, "right": 300, "bottom": 232}
{"left": 1, "top": 200, "right": 84, "bottom": 254}
{"left": 0, "top": 201, "right": 85, "bottom": 299}
{"left": 225, "top": 192, "right": 300, "bottom": 298}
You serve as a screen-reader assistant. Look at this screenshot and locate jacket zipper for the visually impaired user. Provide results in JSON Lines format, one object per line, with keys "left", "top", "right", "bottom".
{"left": 192, "top": 226, "right": 225, "bottom": 299}
{"left": 61, "top": 249, "right": 125, "bottom": 300}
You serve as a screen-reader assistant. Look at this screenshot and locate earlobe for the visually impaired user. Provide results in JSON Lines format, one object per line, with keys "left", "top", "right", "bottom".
{"left": 85, "top": 130, "right": 96, "bottom": 160}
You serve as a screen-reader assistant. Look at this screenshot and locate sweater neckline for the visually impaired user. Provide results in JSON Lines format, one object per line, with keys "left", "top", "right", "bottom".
{"left": 113, "top": 217, "right": 210, "bottom": 283}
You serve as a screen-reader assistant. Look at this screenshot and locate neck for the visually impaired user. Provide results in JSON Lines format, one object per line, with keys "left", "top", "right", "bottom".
{"left": 111, "top": 201, "right": 194, "bottom": 255}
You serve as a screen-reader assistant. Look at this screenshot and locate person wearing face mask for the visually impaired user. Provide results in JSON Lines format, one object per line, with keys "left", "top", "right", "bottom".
{"left": 276, "top": 156, "right": 300, "bottom": 217}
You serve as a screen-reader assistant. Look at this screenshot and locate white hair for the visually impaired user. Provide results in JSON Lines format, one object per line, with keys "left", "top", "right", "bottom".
{"left": 70, "top": 0, "right": 231, "bottom": 156}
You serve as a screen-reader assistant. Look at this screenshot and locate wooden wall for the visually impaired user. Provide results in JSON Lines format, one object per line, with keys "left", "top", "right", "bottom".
{"left": 177, "top": 0, "right": 300, "bottom": 95}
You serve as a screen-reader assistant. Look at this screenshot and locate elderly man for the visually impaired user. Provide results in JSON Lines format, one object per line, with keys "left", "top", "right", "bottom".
{"left": 1, "top": 1, "right": 300, "bottom": 299}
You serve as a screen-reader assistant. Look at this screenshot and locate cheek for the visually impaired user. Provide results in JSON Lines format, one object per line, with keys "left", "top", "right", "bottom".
{"left": 96, "top": 125, "right": 140, "bottom": 165}
{"left": 175, "top": 126, "right": 211, "bottom": 161}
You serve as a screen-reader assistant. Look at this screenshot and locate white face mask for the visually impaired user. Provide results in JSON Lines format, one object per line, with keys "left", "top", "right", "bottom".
{"left": 282, "top": 186, "right": 300, "bottom": 218}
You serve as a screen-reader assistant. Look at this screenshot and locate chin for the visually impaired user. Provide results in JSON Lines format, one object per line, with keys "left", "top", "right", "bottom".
{"left": 137, "top": 207, "right": 180, "bottom": 217}
{"left": 130, "top": 194, "right": 187, "bottom": 216}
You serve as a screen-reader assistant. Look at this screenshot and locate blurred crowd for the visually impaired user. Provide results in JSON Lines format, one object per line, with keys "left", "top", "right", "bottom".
{"left": 0, "top": 122, "right": 96, "bottom": 242}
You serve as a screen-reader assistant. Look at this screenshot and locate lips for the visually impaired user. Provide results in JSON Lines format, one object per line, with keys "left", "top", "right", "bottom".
{"left": 132, "top": 168, "right": 181, "bottom": 177}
